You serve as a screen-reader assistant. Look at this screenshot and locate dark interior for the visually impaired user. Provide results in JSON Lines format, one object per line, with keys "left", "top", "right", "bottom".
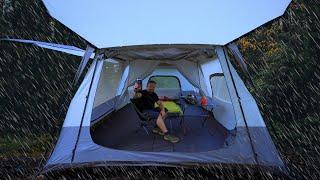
{"left": 91, "top": 99, "right": 229, "bottom": 153}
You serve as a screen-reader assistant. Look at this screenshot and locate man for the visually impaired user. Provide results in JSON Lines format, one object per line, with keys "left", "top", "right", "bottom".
{"left": 133, "top": 80, "right": 180, "bottom": 143}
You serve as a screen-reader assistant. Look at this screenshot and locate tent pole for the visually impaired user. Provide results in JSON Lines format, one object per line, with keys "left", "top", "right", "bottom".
{"left": 216, "top": 46, "right": 259, "bottom": 165}
{"left": 71, "top": 55, "right": 102, "bottom": 162}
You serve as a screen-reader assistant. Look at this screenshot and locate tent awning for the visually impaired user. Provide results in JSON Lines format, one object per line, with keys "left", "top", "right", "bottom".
{"left": 42, "top": 0, "right": 291, "bottom": 48}
{"left": 102, "top": 44, "right": 216, "bottom": 61}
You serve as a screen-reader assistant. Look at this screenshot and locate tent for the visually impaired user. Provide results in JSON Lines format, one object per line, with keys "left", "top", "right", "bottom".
{"left": 1, "top": 0, "right": 292, "bottom": 175}
{"left": 42, "top": 45, "right": 287, "bottom": 174}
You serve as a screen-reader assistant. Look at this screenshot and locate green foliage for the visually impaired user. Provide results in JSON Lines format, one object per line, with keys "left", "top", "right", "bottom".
{"left": 238, "top": 0, "right": 320, "bottom": 122}
{"left": 236, "top": 0, "right": 320, "bottom": 178}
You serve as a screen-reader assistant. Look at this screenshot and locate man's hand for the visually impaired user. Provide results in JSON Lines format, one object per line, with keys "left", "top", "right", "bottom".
{"left": 157, "top": 100, "right": 166, "bottom": 116}
{"left": 133, "top": 92, "right": 142, "bottom": 99}
{"left": 133, "top": 82, "right": 141, "bottom": 93}
{"left": 160, "top": 109, "right": 166, "bottom": 117}
{"left": 157, "top": 100, "right": 164, "bottom": 110}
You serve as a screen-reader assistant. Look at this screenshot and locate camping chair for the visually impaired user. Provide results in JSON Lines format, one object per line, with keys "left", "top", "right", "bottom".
{"left": 130, "top": 99, "right": 156, "bottom": 135}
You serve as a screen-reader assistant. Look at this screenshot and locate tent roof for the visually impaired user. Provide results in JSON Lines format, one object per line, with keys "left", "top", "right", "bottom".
{"left": 42, "top": 0, "right": 291, "bottom": 48}
{"left": 102, "top": 44, "right": 217, "bottom": 61}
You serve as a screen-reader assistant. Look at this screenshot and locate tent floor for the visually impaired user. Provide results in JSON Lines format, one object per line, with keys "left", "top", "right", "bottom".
{"left": 91, "top": 104, "right": 229, "bottom": 152}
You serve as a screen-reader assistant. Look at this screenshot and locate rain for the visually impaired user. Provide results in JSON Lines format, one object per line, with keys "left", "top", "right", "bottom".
{"left": 0, "top": 0, "right": 319, "bottom": 179}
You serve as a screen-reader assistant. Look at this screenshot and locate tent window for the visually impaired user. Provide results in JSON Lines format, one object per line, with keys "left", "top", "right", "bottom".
{"left": 210, "top": 73, "right": 231, "bottom": 102}
{"left": 149, "top": 76, "right": 181, "bottom": 89}
{"left": 94, "top": 59, "right": 123, "bottom": 107}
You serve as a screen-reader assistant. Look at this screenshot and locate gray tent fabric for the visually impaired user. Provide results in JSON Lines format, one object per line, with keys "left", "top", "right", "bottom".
{"left": 227, "top": 43, "right": 254, "bottom": 86}
{"left": 197, "top": 61, "right": 210, "bottom": 96}
{"left": 103, "top": 45, "right": 216, "bottom": 61}
{"left": 227, "top": 43, "right": 249, "bottom": 73}
{"left": 74, "top": 46, "right": 95, "bottom": 85}
{"left": 126, "top": 60, "right": 160, "bottom": 88}
{"left": 45, "top": 126, "right": 284, "bottom": 173}
{"left": 0, "top": 38, "right": 92, "bottom": 57}
{"left": 215, "top": 47, "right": 285, "bottom": 169}
{"left": 46, "top": 59, "right": 98, "bottom": 165}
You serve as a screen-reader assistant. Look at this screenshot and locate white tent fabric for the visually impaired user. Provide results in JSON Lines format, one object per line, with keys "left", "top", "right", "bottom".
{"left": 127, "top": 60, "right": 161, "bottom": 88}
{"left": 63, "top": 59, "right": 102, "bottom": 127}
{"left": 216, "top": 47, "right": 245, "bottom": 128}
{"left": 42, "top": 0, "right": 291, "bottom": 48}
{"left": 170, "top": 60, "right": 209, "bottom": 96}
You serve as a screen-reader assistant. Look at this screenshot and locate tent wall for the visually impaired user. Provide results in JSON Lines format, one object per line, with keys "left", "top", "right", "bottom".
{"left": 216, "top": 47, "right": 246, "bottom": 129}
{"left": 200, "top": 59, "right": 235, "bottom": 130}
{"left": 215, "top": 46, "right": 284, "bottom": 168}
{"left": 169, "top": 60, "right": 209, "bottom": 96}
{"left": 116, "top": 59, "right": 211, "bottom": 109}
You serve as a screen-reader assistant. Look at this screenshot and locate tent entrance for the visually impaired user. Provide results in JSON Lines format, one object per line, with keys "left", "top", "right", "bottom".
{"left": 91, "top": 102, "right": 229, "bottom": 152}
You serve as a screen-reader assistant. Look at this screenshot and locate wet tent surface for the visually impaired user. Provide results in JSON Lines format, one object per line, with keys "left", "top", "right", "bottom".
{"left": 91, "top": 103, "right": 229, "bottom": 152}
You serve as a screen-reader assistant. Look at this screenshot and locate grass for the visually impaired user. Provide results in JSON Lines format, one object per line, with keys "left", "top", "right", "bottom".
{"left": 0, "top": 133, "right": 51, "bottom": 158}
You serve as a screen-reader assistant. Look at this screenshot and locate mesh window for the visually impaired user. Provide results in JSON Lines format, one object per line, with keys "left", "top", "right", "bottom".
{"left": 149, "top": 76, "right": 181, "bottom": 89}
{"left": 210, "top": 74, "right": 231, "bottom": 102}
{"left": 94, "top": 59, "right": 123, "bottom": 107}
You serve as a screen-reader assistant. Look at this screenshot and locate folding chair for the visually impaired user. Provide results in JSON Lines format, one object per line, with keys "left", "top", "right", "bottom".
{"left": 130, "top": 99, "right": 155, "bottom": 135}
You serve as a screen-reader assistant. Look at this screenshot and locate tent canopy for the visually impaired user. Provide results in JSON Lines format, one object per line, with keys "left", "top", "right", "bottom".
{"left": 42, "top": 0, "right": 291, "bottom": 48}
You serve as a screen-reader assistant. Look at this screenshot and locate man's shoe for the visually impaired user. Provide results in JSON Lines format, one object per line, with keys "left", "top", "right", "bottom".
{"left": 152, "top": 127, "right": 164, "bottom": 135}
{"left": 164, "top": 134, "right": 180, "bottom": 143}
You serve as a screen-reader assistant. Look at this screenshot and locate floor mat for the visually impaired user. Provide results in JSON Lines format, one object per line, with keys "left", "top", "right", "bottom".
{"left": 91, "top": 104, "right": 229, "bottom": 152}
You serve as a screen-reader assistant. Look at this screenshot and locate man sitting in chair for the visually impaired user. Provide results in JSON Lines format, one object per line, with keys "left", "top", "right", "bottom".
{"left": 133, "top": 80, "right": 180, "bottom": 143}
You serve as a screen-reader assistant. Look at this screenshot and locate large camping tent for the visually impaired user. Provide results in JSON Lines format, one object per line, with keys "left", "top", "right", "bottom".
{"left": 1, "top": 0, "right": 292, "bottom": 175}
{"left": 43, "top": 45, "right": 286, "bottom": 173}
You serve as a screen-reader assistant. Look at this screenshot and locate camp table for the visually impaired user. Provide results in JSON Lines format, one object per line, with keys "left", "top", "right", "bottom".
{"left": 179, "top": 97, "right": 217, "bottom": 135}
